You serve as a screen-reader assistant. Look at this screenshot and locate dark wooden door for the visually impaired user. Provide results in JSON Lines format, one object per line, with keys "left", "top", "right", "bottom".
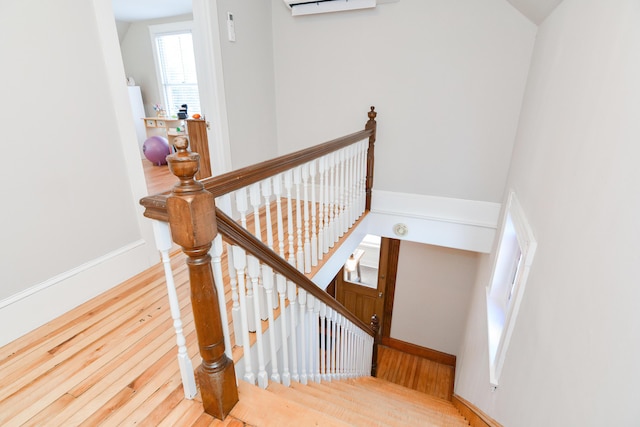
{"left": 335, "top": 237, "right": 399, "bottom": 329}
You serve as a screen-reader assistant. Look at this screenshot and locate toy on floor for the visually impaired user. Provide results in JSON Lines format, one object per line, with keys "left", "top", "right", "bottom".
{"left": 143, "top": 135, "right": 170, "bottom": 166}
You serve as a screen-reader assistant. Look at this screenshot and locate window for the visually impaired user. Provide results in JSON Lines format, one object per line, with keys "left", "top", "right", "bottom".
{"left": 149, "top": 22, "right": 201, "bottom": 118}
{"left": 486, "top": 191, "right": 536, "bottom": 387}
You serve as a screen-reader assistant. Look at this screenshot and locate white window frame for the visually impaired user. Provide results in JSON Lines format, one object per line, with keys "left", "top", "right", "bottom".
{"left": 148, "top": 21, "right": 199, "bottom": 118}
{"left": 486, "top": 191, "right": 536, "bottom": 387}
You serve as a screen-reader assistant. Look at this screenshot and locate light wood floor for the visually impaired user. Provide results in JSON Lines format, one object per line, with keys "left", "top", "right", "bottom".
{"left": 142, "top": 158, "right": 175, "bottom": 195}
{"left": 0, "top": 251, "right": 237, "bottom": 426}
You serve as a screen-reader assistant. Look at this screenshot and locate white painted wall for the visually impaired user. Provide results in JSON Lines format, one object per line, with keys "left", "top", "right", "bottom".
{"left": 214, "top": 0, "right": 279, "bottom": 170}
{"left": 455, "top": 1, "right": 640, "bottom": 425}
{"left": 391, "top": 241, "right": 478, "bottom": 355}
{"left": 271, "top": 0, "right": 536, "bottom": 203}
{"left": 0, "top": 0, "right": 156, "bottom": 345}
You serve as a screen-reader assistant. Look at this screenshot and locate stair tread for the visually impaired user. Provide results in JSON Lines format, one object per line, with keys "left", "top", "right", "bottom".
{"left": 356, "top": 376, "right": 460, "bottom": 411}
{"left": 289, "top": 381, "right": 429, "bottom": 427}
{"left": 230, "top": 380, "right": 351, "bottom": 426}
{"left": 317, "top": 378, "right": 467, "bottom": 423}
{"left": 304, "top": 379, "right": 468, "bottom": 426}
{"left": 269, "top": 382, "right": 392, "bottom": 427}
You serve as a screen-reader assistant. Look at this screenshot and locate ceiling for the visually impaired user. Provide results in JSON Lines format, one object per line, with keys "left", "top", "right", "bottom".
{"left": 506, "top": 0, "right": 563, "bottom": 25}
{"left": 111, "top": 0, "right": 192, "bottom": 22}
{"left": 111, "top": 0, "right": 562, "bottom": 26}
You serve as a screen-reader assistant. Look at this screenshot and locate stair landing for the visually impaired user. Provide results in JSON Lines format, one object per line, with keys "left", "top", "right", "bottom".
{"left": 229, "top": 376, "right": 469, "bottom": 426}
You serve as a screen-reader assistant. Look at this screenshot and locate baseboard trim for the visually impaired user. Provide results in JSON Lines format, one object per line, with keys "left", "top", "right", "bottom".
{"left": 382, "top": 337, "right": 456, "bottom": 367}
{"left": 0, "top": 240, "right": 151, "bottom": 347}
{"left": 452, "top": 394, "right": 503, "bottom": 427}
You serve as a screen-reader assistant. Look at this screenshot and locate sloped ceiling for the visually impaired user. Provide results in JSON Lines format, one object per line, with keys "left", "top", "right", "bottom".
{"left": 112, "top": 0, "right": 564, "bottom": 25}
{"left": 506, "top": 0, "right": 564, "bottom": 25}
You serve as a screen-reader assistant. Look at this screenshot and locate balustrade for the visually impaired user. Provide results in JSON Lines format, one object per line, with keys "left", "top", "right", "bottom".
{"left": 139, "top": 107, "right": 377, "bottom": 419}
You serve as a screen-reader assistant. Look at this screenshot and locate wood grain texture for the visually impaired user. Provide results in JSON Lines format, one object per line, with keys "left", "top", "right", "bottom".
{"left": 376, "top": 344, "right": 456, "bottom": 401}
{"left": 453, "top": 394, "right": 503, "bottom": 427}
{"left": 186, "top": 119, "right": 212, "bottom": 180}
{"left": 382, "top": 336, "right": 457, "bottom": 367}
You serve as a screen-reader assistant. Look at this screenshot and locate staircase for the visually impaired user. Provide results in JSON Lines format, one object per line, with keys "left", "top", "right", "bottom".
{"left": 226, "top": 376, "right": 470, "bottom": 426}
{"left": 139, "top": 107, "right": 475, "bottom": 425}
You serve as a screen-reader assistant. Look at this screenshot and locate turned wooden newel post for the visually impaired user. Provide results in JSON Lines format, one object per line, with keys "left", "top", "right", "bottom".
{"left": 166, "top": 136, "right": 238, "bottom": 419}
{"left": 370, "top": 313, "right": 380, "bottom": 377}
{"left": 365, "top": 106, "right": 377, "bottom": 211}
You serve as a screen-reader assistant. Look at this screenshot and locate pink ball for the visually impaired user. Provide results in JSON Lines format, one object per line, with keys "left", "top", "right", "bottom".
{"left": 143, "top": 136, "right": 171, "bottom": 165}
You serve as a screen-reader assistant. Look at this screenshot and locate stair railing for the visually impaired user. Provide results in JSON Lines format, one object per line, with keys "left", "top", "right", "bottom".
{"left": 140, "top": 106, "right": 377, "bottom": 419}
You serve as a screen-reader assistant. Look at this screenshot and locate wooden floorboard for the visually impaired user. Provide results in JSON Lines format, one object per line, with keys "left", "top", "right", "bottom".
{"left": 0, "top": 245, "right": 213, "bottom": 426}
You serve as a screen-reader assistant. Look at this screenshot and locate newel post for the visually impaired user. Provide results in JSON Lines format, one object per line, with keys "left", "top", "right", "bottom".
{"left": 370, "top": 314, "right": 380, "bottom": 377}
{"left": 166, "top": 136, "right": 238, "bottom": 419}
{"left": 365, "top": 106, "right": 377, "bottom": 211}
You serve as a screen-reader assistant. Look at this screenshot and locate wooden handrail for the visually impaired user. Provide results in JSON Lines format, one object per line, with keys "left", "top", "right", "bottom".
{"left": 140, "top": 110, "right": 376, "bottom": 221}
{"left": 215, "top": 207, "right": 374, "bottom": 337}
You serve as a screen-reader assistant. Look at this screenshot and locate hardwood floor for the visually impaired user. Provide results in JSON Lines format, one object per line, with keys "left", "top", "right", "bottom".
{"left": 142, "top": 158, "right": 176, "bottom": 195}
{"left": 0, "top": 251, "right": 241, "bottom": 426}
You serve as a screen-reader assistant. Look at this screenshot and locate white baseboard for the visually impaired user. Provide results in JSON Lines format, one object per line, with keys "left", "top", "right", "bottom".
{"left": 369, "top": 190, "right": 501, "bottom": 253}
{"left": 0, "top": 240, "right": 153, "bottom": 347}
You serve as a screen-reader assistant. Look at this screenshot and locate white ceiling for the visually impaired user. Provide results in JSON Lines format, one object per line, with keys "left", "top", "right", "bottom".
{"left": 112, "top": 0, "right": 192, "bottom": 22}
{"left": 111, "top": 0, "right": 562, "bottom": 26}
{"left": 506, "top": 0, "right": 564, "bottom": 25}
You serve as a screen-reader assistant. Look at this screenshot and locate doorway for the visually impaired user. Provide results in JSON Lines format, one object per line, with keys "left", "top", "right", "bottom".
{"left": 110, "top": 0, "right": 229, "bottom": 195}
{"left": 335, "top": 236, "right": 401, "bottom": 339}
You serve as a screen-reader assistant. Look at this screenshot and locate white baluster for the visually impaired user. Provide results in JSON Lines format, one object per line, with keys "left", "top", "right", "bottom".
{"left": 298, "top": 288, "right": 308, "bottom": 384}
{"left": 250, "top": 183, "right": 268, "bottom": 321}
{"left": 277, "top": 275, "right": 291, "bottom": 386}
{"left": 236, "top": 187, "right": 255, "bottom": 331}
{"left": 313, "top": 297, "right": 322, "bottom": 383}
{"left": 337, "top": 314, "right": 343, "bottom": 379}
{"left": 306, "top": 294, "right": 315, "bottom": 384}
{"left": 328, "top": 152, "right": 336, "bottom": 248}
{"left": 261, "top": 265, "right": 280, "bottom": 384}
{"left": 351, "top": 324, "right": 357, "bottom": 378}
{"left": 236, "top": 187, "right": 248, "bottom": 230}
{"left": 151, "top": 220, "right": 197, "bottom": 399}
{"left": 347, "top": 145, "right": 356, "bottom": 226}
{"left": 210, "top": 235, "right": 232, "bottom": 359}
{"left": 309, "top": 160, "right": 318, "bottom": 267}
{"left": 226, "top": 243, "right": 242, "bottom": 346}
{"left": 317, "top": 156, "right": 325, "bottom": 260}
{"left": 301, "top": 163, "right": 312, "bottom": 273}
{"left": 360, "top": 140, "right": 367, "bottom": 214}
{"left": 249, "top": 182, "right": 263, "bottom": 241}
{"left": 293, "top": 166, "right": 304, "bottom": 272}
{"left": 273, "top": 174, "right": 286, "bottom": 259}
{"left": 248, "top": 256, "right": 268, "bottom": 388}
{"left": 331, "top": 309, "right": 338, "bottom": 381}
{"left": 232, "top": 245, "right": 255, "bottom": 384}
{"left": 337, "top": 148, "right": 346, "bottom": 239}
{"left": 284, "top": 170, "right": 296, "bottom": 266}
{"left": 320, "top": 303, "right": 327, "bottom": 382}
{"left": 340, "top": 317, "right": 345, "bottom": 378}
{"left": 262, "top": 178, "right": 278, "bottom": 310}
{"left": 287, "top": 281, "right": 299, "bottom": 382}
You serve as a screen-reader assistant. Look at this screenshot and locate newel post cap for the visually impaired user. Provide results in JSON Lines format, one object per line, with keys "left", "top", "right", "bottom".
{"left": 166, "top": 136, "right": 217, "bottom": 248}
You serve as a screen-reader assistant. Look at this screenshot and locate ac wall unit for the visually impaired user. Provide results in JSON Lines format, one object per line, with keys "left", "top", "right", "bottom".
{"left": 283, "top": 0, "right": 377, "bottom": 16}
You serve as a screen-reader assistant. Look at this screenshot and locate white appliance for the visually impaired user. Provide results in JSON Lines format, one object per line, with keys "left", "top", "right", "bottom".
{"left": 283, "top": 0, "right": 376, "bottom": 16}
{"left": 127, "top": 86, "right": 147, "bottom": 158}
